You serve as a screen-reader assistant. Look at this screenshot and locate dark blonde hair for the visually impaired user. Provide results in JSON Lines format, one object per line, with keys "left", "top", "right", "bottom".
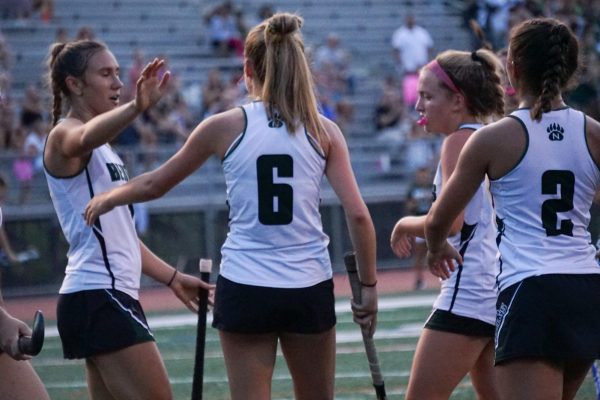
{"left": 509, "top": 18, "right": 579, "bottom": 121}
{"left": 46, "top": 40, "right": 107, "bottom": 126}
{"left": 244, "top": 12, "right": 327, "bottom": 144}
{"left": 435, "top": 48, "right": 505, "bottom": 120}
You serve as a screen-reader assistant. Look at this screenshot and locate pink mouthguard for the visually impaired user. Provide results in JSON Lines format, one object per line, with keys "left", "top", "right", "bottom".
{"left": 417, "top": 116, "right": 428, "bottom": 126}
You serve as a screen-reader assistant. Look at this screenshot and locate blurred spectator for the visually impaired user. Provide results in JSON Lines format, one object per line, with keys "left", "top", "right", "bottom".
{"left": 75, "top": 25, "right": 95, "bottom": 41}
{"left": 204, "top": 1, "right": 244, "bottom": 57}
{"left": 0, "top": 34, "right": 14, "bottom": 73}
{"left": 374, "top": 74, "right": 405, "bottom": 132}
{"left": 313, "top": 33, "right": 355, "bottom": 133}
{"left": 124, "top": 49, "right": 145, "bottom": 102}
{"left": 19, "top": 84, "right": 44, "bottom": 128}
{"left": 54, "top": 26, "right": 69, "bottom": 44}
{"left": 0, "top": 0, "right": 33, "bottom": 20}
{"left": 314, "top": 32, "right": 354, "bottom": 95}
{"left": 201, "top": 68, "right": 226, "bottom": 118}
{"left": 405, "top": 166, "right": 434, "bottom": 290}
{"left": 33, "top": 0, "right": 53, "bottom": 22}
{"left": 23, "top": 113, "right": 46, "bottom": 173}
{"left": 257, "top": 3, "right": 274, "bottom": 21}
{"left": 11, "top": 124, "right": 31, "bottom": 205}
{"left": 390, "top": 14, "right": 433, "bottom": 109}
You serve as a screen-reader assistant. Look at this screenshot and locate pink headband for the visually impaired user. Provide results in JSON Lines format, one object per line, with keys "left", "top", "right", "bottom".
{"left": 426, "top": 60, "right": 461, "bottom": 94}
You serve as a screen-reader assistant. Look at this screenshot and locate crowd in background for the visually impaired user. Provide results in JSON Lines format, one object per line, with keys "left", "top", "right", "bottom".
{"left": 0, "top": 0, "right": 600, "bottom": 205}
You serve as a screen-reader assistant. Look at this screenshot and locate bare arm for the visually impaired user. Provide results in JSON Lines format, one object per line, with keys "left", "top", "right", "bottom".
{"left": 425, "top": 128, "right": 491, "bottom": 277}
{"left": 139, "top": 241, "right": 214, "bottom": 313}
{"left": 83, "top": 110, "right": 241, "bottom": 224}
{"left": 324, "top": 118, "right": 378, "bottom": 336}
{"left": 390, "top": 130, "right": 470, "bottom": 259}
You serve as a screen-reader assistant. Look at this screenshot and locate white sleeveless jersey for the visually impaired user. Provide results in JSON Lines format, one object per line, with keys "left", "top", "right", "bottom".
{"left": 220, "top": 102, "right": 332, "bottom": 288}
{"left": 45, "top": 144, "right": 141, "bottom": 299}
{"left": 432, "top": 124, "right": 499, "bottom": 324}
{"left": 490, "top": 108, "right": 600, "bottom": 291}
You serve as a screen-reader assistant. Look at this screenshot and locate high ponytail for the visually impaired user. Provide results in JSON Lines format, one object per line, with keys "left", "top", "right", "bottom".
{"left": 245, "top": 12, "right": 327, "bottom": 145}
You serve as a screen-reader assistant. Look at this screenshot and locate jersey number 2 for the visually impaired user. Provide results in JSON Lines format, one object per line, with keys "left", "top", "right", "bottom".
{"left": 541, "top": 170, "right": 574, "bottom": 236}
{"left": 257, "top": 155, "right": 293, "bottom": 225}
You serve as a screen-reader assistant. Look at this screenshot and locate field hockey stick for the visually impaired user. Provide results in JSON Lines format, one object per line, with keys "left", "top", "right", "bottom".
{"left": 343, "top": 252, "right": 387, "bottom": 400}
{"left": 191, "top": 259, "right": 212, "bottom": 400}
{"left": 18, "top": 310, "right": 44, "bottom": 356}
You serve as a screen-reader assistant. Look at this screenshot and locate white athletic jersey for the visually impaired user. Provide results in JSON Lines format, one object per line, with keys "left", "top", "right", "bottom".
{"left": 490, "top": 108, "right": 600, "bottom": 291}
{"left": 220, "top": 102, "right": 332, "bottom": 288}
{"left": 45, "top": 144, "right": 141, "bottom": 299}
{"left": 432, "top": 124, "right": 499, "bottom": 325}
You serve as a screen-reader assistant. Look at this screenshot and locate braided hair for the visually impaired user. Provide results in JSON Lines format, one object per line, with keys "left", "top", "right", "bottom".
{"left": 508, "top": 18, "right": 579, "bottom": 121}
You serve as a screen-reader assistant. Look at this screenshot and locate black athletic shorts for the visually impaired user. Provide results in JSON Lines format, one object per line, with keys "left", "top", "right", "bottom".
{"left": 425, "top": 309, "right": 495, "bottom": 337}
{"left": 495, "top": 273, "right": 600, "bottom": 365}
{"left": 57, "top": 289, "right": 154, "bottom": 359}
{"left": 212, "top": 275, "right": 336, "bottom": 334}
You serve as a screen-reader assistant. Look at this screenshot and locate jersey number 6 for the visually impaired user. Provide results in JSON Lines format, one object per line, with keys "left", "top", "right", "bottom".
{"left": 257, "top": 154, "right": 293, "bottom": 225}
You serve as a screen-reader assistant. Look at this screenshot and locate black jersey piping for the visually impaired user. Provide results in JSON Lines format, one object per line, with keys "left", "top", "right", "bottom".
{"left": 222, "top": 106, "right": 248, "bottom": 162}
{"left": 85, "top": 167, "right": 116, "bottom": 288}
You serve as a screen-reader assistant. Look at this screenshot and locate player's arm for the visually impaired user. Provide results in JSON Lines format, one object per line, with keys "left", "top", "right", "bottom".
{"left": 139, "top": 241, "right": 214, "bottom": 313}
{"left": 58, "top": 59, "right": 170, "bottom": 158}
{"left": 425, "top": 128, "right": 491, "bottom": 275}
{"left": 83, "top": 110, "right": 234, "bottom": 224}
{"left": 323, "top": 118, "right": 378, "bottom": 336}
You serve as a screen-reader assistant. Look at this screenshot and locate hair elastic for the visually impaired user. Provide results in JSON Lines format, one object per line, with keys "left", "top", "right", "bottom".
{"left": 425, "top": 60, "right": 461, "bottom": 94}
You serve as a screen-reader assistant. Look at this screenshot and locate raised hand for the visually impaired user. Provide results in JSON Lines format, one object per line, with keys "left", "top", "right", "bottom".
{"left": 134, "top": 58, "right": 171, "bottom": 113}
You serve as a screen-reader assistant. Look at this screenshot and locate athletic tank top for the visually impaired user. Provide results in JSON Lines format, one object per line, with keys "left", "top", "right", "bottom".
{"left": 44, "top": 143, "right": 141, "bottom": 299}
{"left": 490, "top": 108, "right": 600, "bottom": 291}
{"left": 432, "top": 124, "right": 499, "bottom": 324}
{"left": 220, "top": 102, "right": 332, "bottom": 288}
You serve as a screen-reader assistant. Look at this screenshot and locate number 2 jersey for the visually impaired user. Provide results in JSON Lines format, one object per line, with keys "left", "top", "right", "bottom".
{"left": 219, "top": 101, "right": 332, "bottom": 288}
{"left": 489, "top": 107, "right": 600, "bottom": 292}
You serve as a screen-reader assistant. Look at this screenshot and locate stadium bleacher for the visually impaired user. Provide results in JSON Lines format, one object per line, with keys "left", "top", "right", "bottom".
{"left": 0, "top": 0, "right": 470, "bottom": 275}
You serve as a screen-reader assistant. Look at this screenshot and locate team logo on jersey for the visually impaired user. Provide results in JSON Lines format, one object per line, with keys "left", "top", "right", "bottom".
{"left": 546, "top": 122, "right": 564, "bottom": 141}
{"left": 106, "top": 163, "right": 129, "bottom": 182}
{"left": 268, "top": 110, "right": 284, "bottom": 128}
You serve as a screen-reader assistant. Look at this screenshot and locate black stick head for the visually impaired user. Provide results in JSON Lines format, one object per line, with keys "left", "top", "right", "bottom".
{"left": 18, "top": 310, "right": 45, "bottom": 356}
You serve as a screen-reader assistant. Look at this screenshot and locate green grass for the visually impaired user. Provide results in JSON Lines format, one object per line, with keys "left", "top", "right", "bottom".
{"left": 31, "top": 292, "right": 600, "bottom": 399}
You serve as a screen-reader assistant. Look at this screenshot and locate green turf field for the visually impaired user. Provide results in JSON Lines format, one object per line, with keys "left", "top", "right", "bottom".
{"left": 30, "top": 291, "right": 600, "bottom": 399}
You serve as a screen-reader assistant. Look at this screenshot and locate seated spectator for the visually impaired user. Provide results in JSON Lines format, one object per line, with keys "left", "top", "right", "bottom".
{"left": 204, "top": 1, "right": 244, "bottom": 57}
{"left": 19, "top": 84, "right": 44, "bottom": 128}
{"left": 0, "top": 34, "right": 14, "bottom": 72}
{"left": 22, "top": 113, "right": 46, "bottom": 173}
{"left": 54, "top": 26, "right": 69, "bottom": 44}
{"left": 75, "top": 25, "right": 95, "bottom": 41}
{"left": 374, "top": 74, "right": 405, "bottom": 132}
{"left": 314, "top": 32, "right": 354, "bottom": 95}
{"left": 124, "top": 49, "right": 145, "bottom": 102}
{"left": 0, "top": 0, "right": 33, "bottom": 20}
{"left": 201, "top": 68, "right": 225, "bottom": 118}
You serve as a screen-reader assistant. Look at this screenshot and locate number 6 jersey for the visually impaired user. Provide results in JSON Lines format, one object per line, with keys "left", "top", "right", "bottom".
{"left": 490, "top": 107, "right": 600, "bottom": 291}
{"left": 219, "top": 101, "right": 332, "bottom": 288}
